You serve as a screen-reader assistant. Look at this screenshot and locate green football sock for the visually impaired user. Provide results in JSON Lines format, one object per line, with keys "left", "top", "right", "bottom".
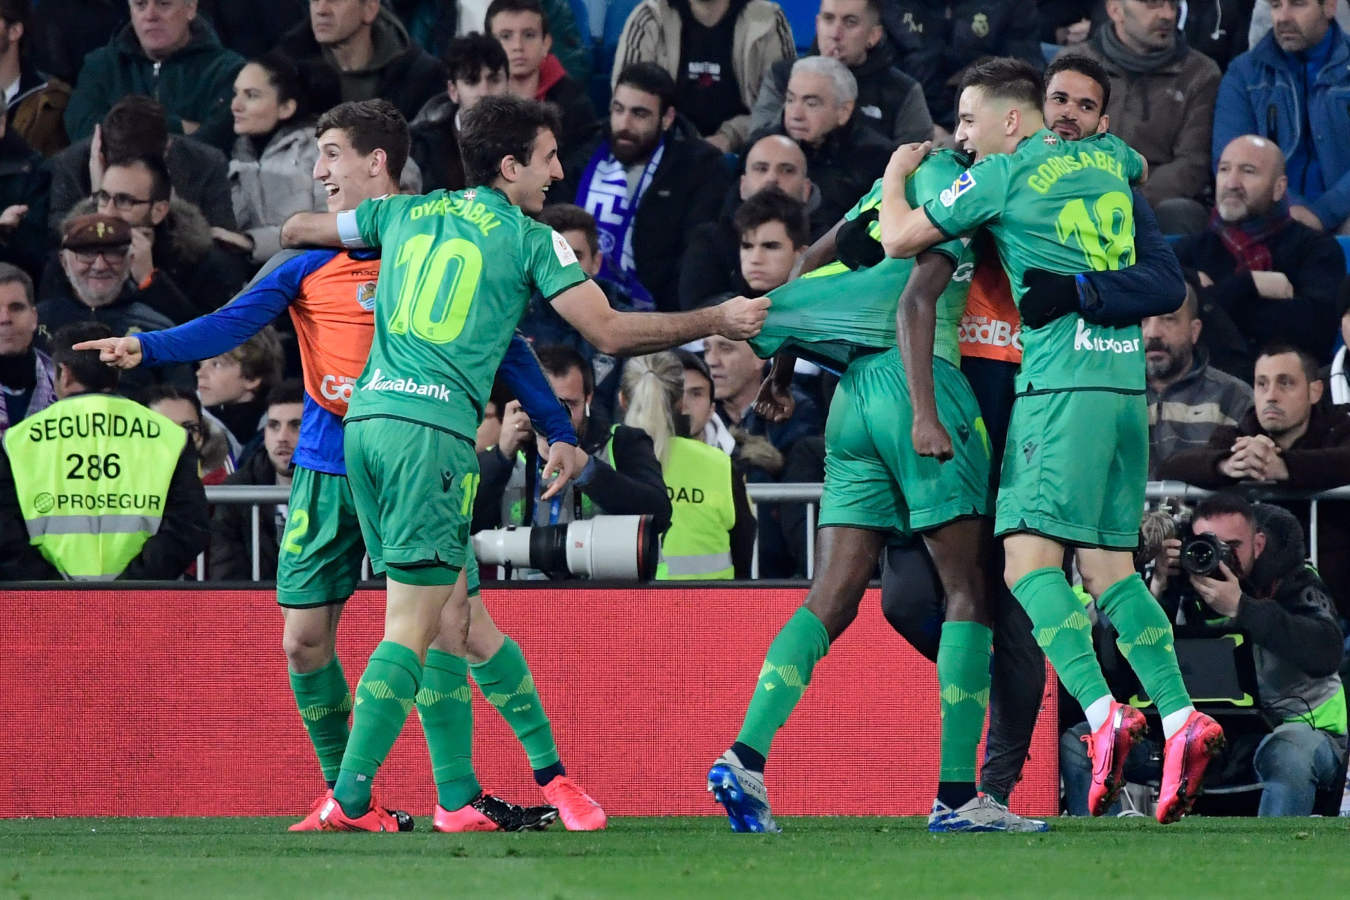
{"left": 471, "top": 637, "right": 560, "bottom": 772}
{"left": 288, "top": 656, "right": 352, "bottom": 786}
{"left": 333, "top": 640, "right": 422, "bottom": 816}
{"left": 937, "top": 621, "right": 993, "bottom": 782}
{"left": 1011, "top": 567, "right": 1112, "bottom": 708}
{"left": 1097, "top": 575, "right": 1191, "bottom": 718}
{"left": 735, "top": 606, "right": 831, "bottom": 759}
{"left": 416, "top": 649, "right": 481, "bottom": 812}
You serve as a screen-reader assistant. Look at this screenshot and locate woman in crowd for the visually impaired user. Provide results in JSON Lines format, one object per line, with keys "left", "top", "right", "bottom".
{"left": 620, "top": 352, "right": 755, "bottom": 580}
{"left": 224, "top": 51, "right": 339, "bottom": 264}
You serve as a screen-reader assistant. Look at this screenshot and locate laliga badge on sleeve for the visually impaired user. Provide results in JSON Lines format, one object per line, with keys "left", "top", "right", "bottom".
{"left": 940, "top": 170, "right": 977, "bottom": 208}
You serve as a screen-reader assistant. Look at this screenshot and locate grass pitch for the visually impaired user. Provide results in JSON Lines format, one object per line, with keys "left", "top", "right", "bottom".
{"left": 3, "top": 816, "right": 1347, "bottom": 898}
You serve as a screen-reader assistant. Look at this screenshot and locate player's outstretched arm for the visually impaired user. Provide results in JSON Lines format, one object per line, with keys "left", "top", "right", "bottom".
{"left": 73, "top": 335, "right": 144, "bottom": 368}
{"left": 498, "top": 333, "right": 578, "bottom": 446}
{"left": 795, "top": 217, "right": 845, "bottom": 276}
{"left": 280, "top": 211, "right": 345, "bottom": 249}
{"left": 879, "top": 141, "right": 945, "bottom": 259}
{"left": 896, "top": 251, "right": 958, "bottom": 461}
{"left": 550, "top": 280, "right": 769, "bottom": 356}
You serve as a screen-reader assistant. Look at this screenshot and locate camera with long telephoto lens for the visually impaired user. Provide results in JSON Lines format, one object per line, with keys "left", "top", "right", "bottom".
{"left": 471, "top": 514, "right": 660, "bottom": 580}
{"left": 1179, "top": 530, "right": 1238, "bottom": 578}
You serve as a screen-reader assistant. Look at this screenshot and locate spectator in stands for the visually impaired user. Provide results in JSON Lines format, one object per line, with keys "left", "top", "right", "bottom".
{"left": 27, "top": 0, "right": 129, "bottom": 86}
{"left": 224, "top": 51, "right": 339, "bottom": 263}
{"left": 1064, "top": 495, "right": 1346, "bottom": 817}
{"left": 276, "top": 0, "right": 446, "bottom": 123}
{"left": 0, "top": 0, "right": 69, "bottom": 156}
{"left": 0, "top": 105, "right": 47, "bottom": 279}
{"left": 487, "top": 0, "right": 597, "bottom": 154}
{"left": 680, "top": 134, "right": 819, "bottom": 310}
{"left": 1062, "top": 2, "right": 1221, "bottom": 234}
{"left": 397, "top": 0, "right": 592, "bottom": 82}
{"left": 705, "top": 332, "right": 821, "bottom": 577}
{"left": 0, "top": 321, "right": 209, "bottom": 581}
{"left": 1249, "top": 0, "right": 1350, "bottom": 51}
{"left": 751, "top": 56, "right": 889, "bottom": 232}
{"left": 64, "top": 0, "right": 244, "bottom": 152}
{"left": 0, "top": 262, "right": 51, "bottom": 438}
{"left": 1219, "top": 0, "right": 1350, "bottom": 234}
{"left": 194, "top": 325, "right": 285, "bottom": 449}
{"left": 521, "top": 203, "right": 634, "bottom": 421}
{"left": 409, "top": 33, "right": 509, "bottom": 191}
{"left": 1145, "top": 273, "right": 1253, "bottom": 476}
{"left": 1183, "top": 0, "right": 1254, "bottom": 69}
{"left": 90, "top": 154, "right": 254, "bottom": 318}
{"left": 620, "top": 352, "right": 754, "bottom": 578}
{"left": 1159, "top": 344, "right": 1350, "bottom": 621}
{"left": 142, "top": 383, "right": 235, "bottom": 484}
{"left": 882, "top": 1, "right": 1043, "bottom": 137}
{"left": 472, "top": 344, "right": 673, "bottom": 545}
{"left": 611, "top": 0, "right": 796, "bottom": 152}
{"left": 37, "top": 213, "right": 193, "bottom": 400}
{"left": 559, "top": 62, "right": 731, "bottom": 313}
{"left": 49, "top": 95, "right": 237, "bottom": 233}
{"left": 676, "top": 347, "right": 735, "bottom": 454}
{"left": 209, "top": 378, "right": 301, "bottom": 580}
{"left": 734, "top": 187, "right": 807, "bottom": 294}
{"left": 1171, "top": 134, "right": 1343, "bottom": 382}
{"left": 751, "top": 0, "right": 931, "bottom": 146}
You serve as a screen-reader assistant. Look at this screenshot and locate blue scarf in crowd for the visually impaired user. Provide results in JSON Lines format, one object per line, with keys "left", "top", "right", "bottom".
{"left": 575, "top": 138, "right": 664, "bottom": 311}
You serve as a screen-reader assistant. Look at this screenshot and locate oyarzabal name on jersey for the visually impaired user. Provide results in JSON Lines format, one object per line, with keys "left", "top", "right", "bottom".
{"left": 1074, "top": 319, "right": 1140, "bottom": 354}
{"left": 408, "top": 194, "right": 502, "bottom": 236}
{"left": 362, "top": 368, "right": 452, "bottom": 401}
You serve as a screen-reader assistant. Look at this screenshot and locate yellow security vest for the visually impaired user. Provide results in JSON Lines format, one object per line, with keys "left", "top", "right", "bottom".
{"left": 656, "top": 436, "right": 736, "bottom": 580}
{"left": 3, "top": 392, "right": 185, "bottom": 580}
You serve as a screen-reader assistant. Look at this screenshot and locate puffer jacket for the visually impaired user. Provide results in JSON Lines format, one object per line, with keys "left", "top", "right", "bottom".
{"left": 230, "top": 124, "right": 328, "bottom": 263}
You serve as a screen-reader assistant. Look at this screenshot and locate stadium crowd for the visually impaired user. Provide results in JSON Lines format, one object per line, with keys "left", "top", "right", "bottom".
{"left": 0, "top": 0, "right": 1347, "bottom": 819}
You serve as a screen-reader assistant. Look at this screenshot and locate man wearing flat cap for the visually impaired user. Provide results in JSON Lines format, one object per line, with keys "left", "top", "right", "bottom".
{"left": 35, "top": 212, "right": 192, "bottom": 394}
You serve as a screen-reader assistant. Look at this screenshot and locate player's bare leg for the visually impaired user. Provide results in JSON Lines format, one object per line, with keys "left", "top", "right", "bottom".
{"left": 1076, "top": 547, "right": 1221, "bottom": 823}
{"left": 319, "top": 573, "right": 457, "bottom": 831}
{"left": 709, "top": 526, "right": 884, "bottom": 833}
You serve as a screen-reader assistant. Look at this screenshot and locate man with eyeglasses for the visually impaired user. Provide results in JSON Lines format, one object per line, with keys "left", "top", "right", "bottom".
{"left": 85, "top": 154, "right": 253, "bottom": 318}
{"left": 35, "top": 213, "right": 193, "bottom": 395}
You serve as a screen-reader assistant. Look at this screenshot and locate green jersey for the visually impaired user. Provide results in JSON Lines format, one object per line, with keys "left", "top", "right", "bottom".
{"left": 749, "top": 151, "right": 975, "bottom": 369}
{"left": 922, "top": 130, "right": 1145, "bottom": 393}
{"left": 342, "top": 187, "right": 586, "bottom": 439}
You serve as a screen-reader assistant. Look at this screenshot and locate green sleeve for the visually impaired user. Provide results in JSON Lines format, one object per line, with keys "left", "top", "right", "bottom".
{"left": 843, "top": 179, "right": 883, "bottom": 222}
{"left": 354, "top": 194, "right": 415, "bottom": 248}
{"left": 908, "top": 155, "right": 970, "bottom": 263}
{"left": 921, "top": 155, "right": 1010, "bottom": 239}
{"left": 527, "top": 224, "right": 589, "bottom": 300}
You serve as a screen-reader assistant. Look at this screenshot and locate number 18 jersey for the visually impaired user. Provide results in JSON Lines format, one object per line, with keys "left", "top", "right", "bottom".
{"left": 341, "top": 187, "right": 586, "bottom": 440}
{"left": 922, "top": 130, "right": 1145, "bottom": 394}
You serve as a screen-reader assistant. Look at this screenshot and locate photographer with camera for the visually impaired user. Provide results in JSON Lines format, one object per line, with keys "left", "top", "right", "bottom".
{"left": 472, "top": 345, "right": 672, "bottom": 577}
{"left": 1063, "top": 492, "right": 1347, "bottom": 817}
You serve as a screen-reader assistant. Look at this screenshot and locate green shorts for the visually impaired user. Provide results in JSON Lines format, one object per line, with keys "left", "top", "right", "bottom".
{"left": 276, "top": 465, "right": 480, "bottom": 607}
{"left": 995, "top": 389, "right": 1146, "bottom": 549}
{"left": 276, "top": 466, "right": 365, "bottom": 608}
{"left": 820, "top": 349, "right": 990, "bottom": 538}
{"left": 344, "top": 416, "right": 480, "bottom": 587}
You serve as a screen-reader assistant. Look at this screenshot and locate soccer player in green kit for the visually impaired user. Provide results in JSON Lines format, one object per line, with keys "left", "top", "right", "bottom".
{"left": 707, "top": 147, "right": 1047, "bottom": 833}
{"left": 880, "top": 57, "right": 1223, "bottom": 825}
{"left": 279, "top": 94, "right": 770, "bottom": 831}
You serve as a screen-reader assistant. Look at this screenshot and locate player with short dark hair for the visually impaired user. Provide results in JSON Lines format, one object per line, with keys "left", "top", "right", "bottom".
{"left": 75, "top": 97, "right": 597, "bottom": 834}
{"left": 278, "top": 92, "right": 769, "bottom": 831}
{"left": 880, "top": 56, "right": 1223, "bottom": 826}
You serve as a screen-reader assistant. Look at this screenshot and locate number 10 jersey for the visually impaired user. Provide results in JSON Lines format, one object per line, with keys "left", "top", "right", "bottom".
{"left": 341, "top": 186, "right": 587, "bottom": 440}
